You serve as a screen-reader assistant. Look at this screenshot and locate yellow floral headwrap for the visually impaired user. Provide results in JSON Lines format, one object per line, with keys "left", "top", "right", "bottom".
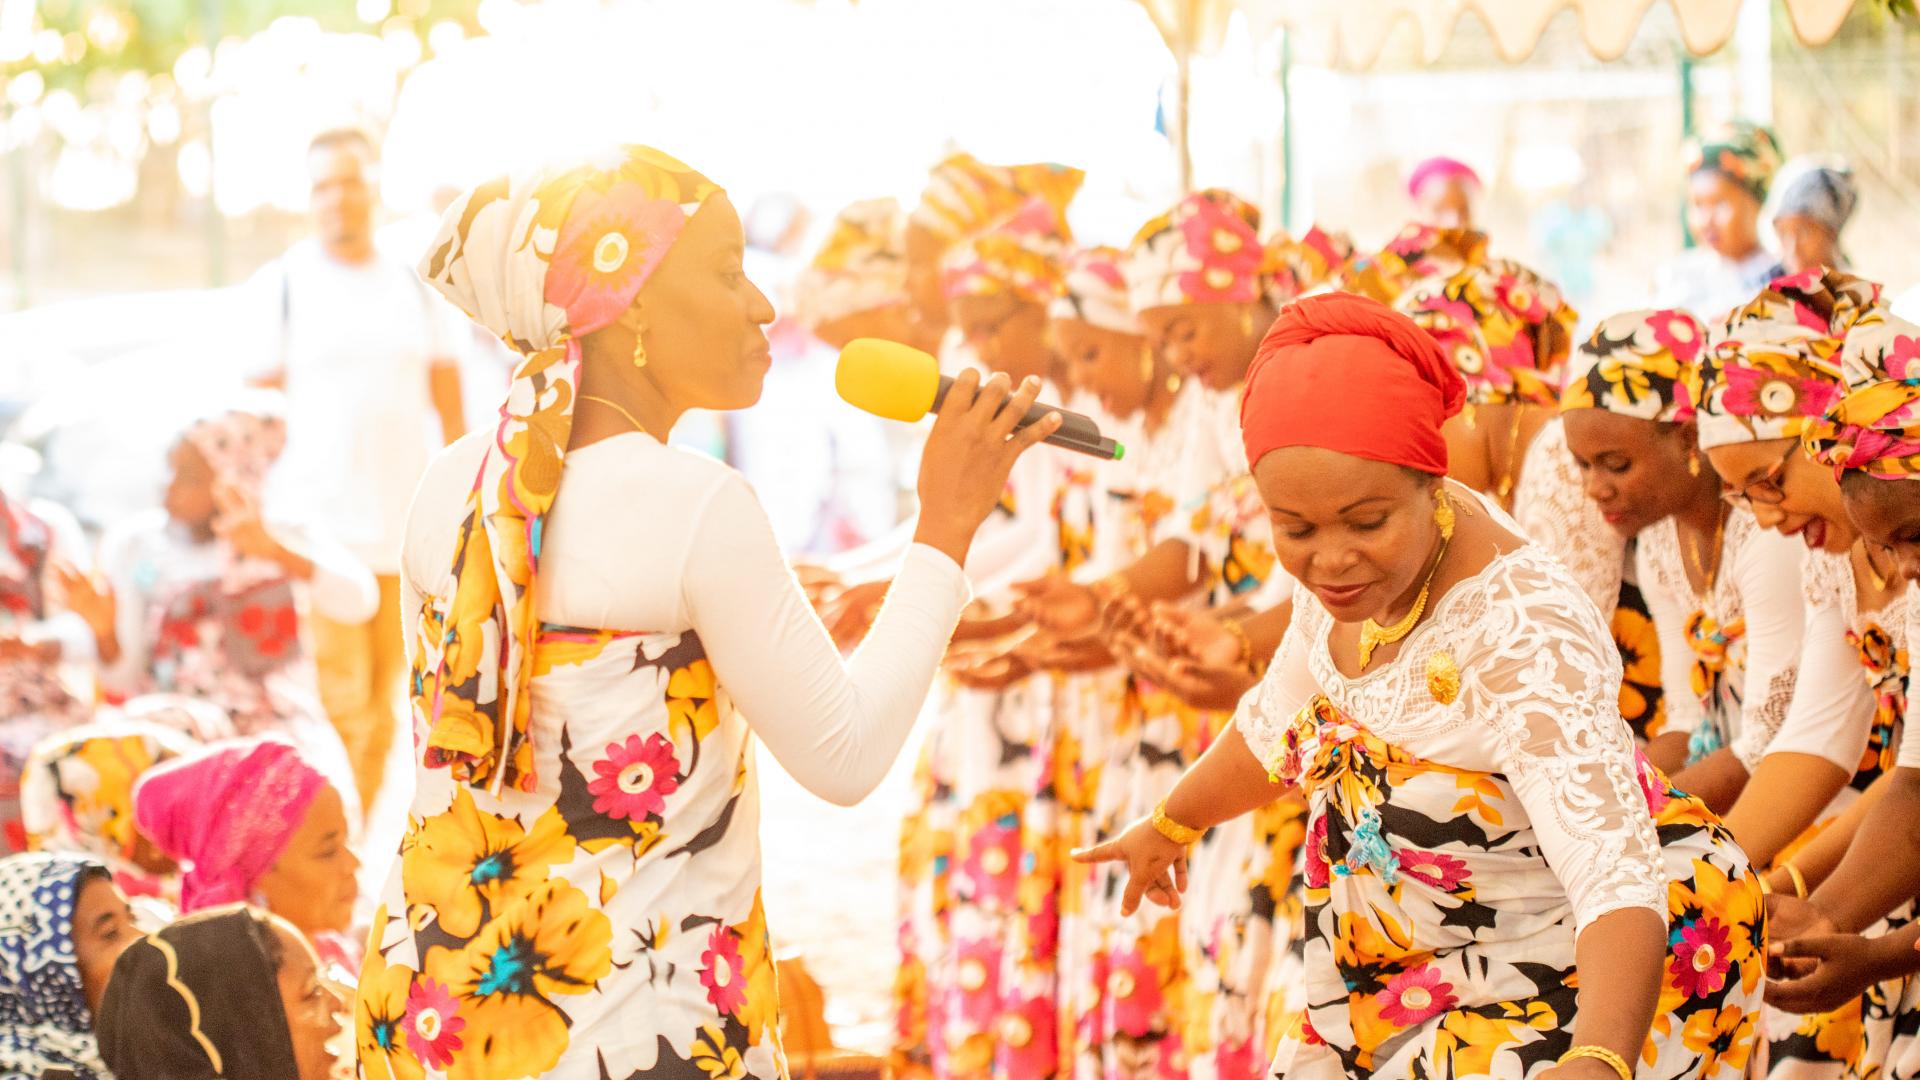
{"left": 1561, "top": 310, "right": 1706, "bottom": 422}
{"left": 417, "top": 145, "right": 722, "bottom": 793}
{"left": 791, "top": 198, "right": 908, "bottom": 331}
{"left": 1266, "top": 224, "right": 1355, "bottom": 305}
{"left": 1809, "top": 309, "right": 1920, "bottom": 478}
{"left": 1340, "top": 223, "right": 1488, "bottom": 307}
{"left": 1695, "top": 267, "right": 1884, "bottom": 451}
{"left": 1394, "top": 258, "right": 1578, "bottom": 408}
{"left": 942, "top": 197, "right": 1076, "bottom": 305}
{"left": 23, "top": 720, "right": 198, "bottom": 871}
{"left": 909, "top": 153, "right": 1084, "bottom": 247}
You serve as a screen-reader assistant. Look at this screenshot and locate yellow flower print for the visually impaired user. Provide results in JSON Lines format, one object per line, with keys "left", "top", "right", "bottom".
{"left": 669, "top": 660, "right": 721, "bottom": 743}
{"left": 356, "top": 921, "right": 426, "bottom": 1080}
{"left": 425, "top": 878, "right": 613, "bottom": 1080}
{"left": 403, "top": 790, "right": 577, "bottom": 939}
{"left": 531, "top": 629, "right": 615, "bottom": 678}
{"left": 1683, "top": 1004, "right": 1759, "bottom": 1078}
{"left": 730, "top": 896, "right": 781, "bottom": 1049}
{"left": 691, "top": 1023, "right": 749, "bottom": 1080}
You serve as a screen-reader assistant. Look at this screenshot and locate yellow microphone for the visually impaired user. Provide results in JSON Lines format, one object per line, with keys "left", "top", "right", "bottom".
{"left": 835, "top": 338, "right": 1124, "bottom": 460}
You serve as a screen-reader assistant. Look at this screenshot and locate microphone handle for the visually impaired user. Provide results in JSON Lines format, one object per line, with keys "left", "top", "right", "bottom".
{"left": 930, "top": 375, "right": 1122, "bottom": 460}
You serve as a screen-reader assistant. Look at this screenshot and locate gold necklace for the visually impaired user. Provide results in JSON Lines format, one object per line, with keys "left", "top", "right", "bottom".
{"left": 1357, "top": 529, "right": 1452, "bottom": 670}
{"left": 1685, "top": 504, "right": 1727, "bottom": 594}
{"left": 579, "top": 394, "right": 650, "bottom": 435}
{"left": 1863, "top": 541, "right": 1892, "bottom": 592}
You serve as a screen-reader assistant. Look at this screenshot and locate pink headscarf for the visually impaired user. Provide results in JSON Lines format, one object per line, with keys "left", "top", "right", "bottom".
{"left": 131, "top": 738, "right": 326, "bottom": 911}
{"left": 1407, "top": 156, "right": 1482, "bottom": 200}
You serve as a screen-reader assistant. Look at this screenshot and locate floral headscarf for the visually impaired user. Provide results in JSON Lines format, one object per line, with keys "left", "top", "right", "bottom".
{"left": 22, "top": 721, "right": 197, "bottom": 885}
{"left": 180, "top": 407, "right": 284, "bottom": 503}
{"left": 1049, "top": 245, "right": 1139, "bottom": 335}
{"left": 0, "top": 492, "right": 51, "bottom": 622}
{"left": 418, "top": 146, "right": 721, "bottom": 793}
{"left": 1808, "top": 309, "right": 1920, "bottom": 478}
{"left": 791, "top": 198, "right": 908, "bottom": 331}
{"left": 909, "top": 152, "right": 1084, "bottom": 246}
{"left": 943, "top": 197, "right": 1075, "bottom": 305}
{"left": 0, "top": 853, "right": 112, "bottom": 1080}
{"left": 1266, "top": 224, "right": 1355, "bottom": 305}
{"left": 1125, "top": 188, "right": 1268, "bottom": 313}
{"left": 132, "top": 738, "right": 327, "bottom": 912}
{"left": 1561, "top": 310, "right": 1708, "bottom": 422}
{"left": 1696, "top": 268, "right": 1884, "bottom": 449}
{"left": 1686, "top": 120, "right": 1785, "bottom": 203}
{"left": 1340, "top": 223, "right": 1489, "bottom": 307}
{"left": 1395, "top": 258, "right": 1578, "bottom": 408}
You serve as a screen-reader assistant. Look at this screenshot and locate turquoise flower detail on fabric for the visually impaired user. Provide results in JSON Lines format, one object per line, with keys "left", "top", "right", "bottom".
{"left": 1335, "top": 808, "right": 1400, "bottom": 885}
{"left": 1687, "top": 716, "right": 1726, "bottom": 766}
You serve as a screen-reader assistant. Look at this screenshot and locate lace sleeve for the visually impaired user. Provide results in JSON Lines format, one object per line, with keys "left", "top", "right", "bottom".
{"left": 1234, "top": 601, "right": 1320, "bottom": 774}
{"left": 1468, "top": 558, "right": 1668, "bottom": 932}
{"left": 1725, "top": 523, "right": 1807, "bottom": 772}
{"left": 1512, "top": 419, "right": 1625, "bottom": 613}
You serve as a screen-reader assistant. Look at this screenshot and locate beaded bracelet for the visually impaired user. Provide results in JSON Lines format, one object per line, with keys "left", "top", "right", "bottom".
{"left": 1559, "top": 1044, "right": 1631, "bottom": 1080}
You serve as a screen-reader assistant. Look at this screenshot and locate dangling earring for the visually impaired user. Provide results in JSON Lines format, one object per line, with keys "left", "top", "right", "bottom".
{"left": 1240, "top": 308, "right": 1255, "bottom": 335}
{"left": 1688, "top": 450, "right": 1701, "bottom": 477}
{"left": 631, "top": 327, "right": 649, "bottom": 370}
{"left": 1434, "top": 488, "right": 1456, "bottom": 540}
{"left": 1165, "top": 372, "right": 1183, "bottom": 395}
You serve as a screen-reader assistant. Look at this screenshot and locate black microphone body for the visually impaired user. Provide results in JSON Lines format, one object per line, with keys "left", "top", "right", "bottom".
{"left": 930, "top": 375, "right": 1123, "bottom": 460}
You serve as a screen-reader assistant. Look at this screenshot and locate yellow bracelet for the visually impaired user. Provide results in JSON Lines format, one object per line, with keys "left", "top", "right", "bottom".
{"left": 1559, "top": 1044, "right": 1632, "bottom": 1080}
{"left": 1785, "top": 863, "right": 1808, "bottom": 899}
{"left": 1150, "top": 799, "right": 1204, "bottom": 847}
{"left": 1757, "top": 874, "right": 1772, "bottom": 896}
{"left": 1221, "top": 619, "right": 1254, "bottom": 671}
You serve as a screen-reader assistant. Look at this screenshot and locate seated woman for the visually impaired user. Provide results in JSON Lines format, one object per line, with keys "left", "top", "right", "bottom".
{"left": 20, "top": 716, "right": 204, "bottom": 906}
{"left": 1078, "top": 292, "right": 1764, "bottom": 1080}
{"left": 0, "top": 487, "right": 104, "bottom": 854}
{"left": 131, "top": 737, "right": 361, "bottom": 975}
{"left": 94, "top": 404, "right": 372, "bottom": 811}
{"left": 1768, "top": 159, "right": 1857, "bottom": 279}
{"left": 96, "top": 905, "right": 343, "bottom": 1080}
{"left": 0, "top": 852, "right": 139, "bottom": 1080}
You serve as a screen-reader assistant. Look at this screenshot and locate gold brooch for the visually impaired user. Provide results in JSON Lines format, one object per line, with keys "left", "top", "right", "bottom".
{"left": 1427, "top": 651, "right": 1460, "bottom": 705}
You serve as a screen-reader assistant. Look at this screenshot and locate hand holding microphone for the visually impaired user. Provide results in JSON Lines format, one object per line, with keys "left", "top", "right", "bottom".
{"left": 909, "top": 366, "right": 1061, "bottom": 568}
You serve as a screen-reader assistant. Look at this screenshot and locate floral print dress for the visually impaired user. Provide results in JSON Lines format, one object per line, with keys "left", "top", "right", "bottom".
{"left": 1239, "top": 533, "right": 1765, "bottom": 1080}
{"left": 1766, "top": 550, "right": 1920, "bottom": 1080}
{"left": 0, "top": 497, "right": 93, "bottom": 854}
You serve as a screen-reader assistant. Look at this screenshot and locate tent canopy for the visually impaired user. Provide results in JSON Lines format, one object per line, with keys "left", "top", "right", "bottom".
{"left": 1139, "top": 0, "right": 1861, "bottom": 66}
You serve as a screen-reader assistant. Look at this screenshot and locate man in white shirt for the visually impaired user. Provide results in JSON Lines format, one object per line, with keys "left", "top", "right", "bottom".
{"left": 246, "top": 127, "right": 466, "bottom": 815}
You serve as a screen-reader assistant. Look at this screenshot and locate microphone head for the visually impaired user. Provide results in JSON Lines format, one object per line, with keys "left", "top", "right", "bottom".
{"left": 837, "top": 338, "right": 941, "bottom": 422}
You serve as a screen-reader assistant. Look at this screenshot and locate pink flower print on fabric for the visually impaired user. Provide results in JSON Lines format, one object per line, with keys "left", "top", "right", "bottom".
{"left": 700, "top": 925, "right": 748, "bottom": 1015}
{"left": 1104, "top": 946, "right": 1166, "bottom": 1038}
{"left": 1670, "top": 917, "right": 1735, "bottom": 999}
{"left": 588, "top": 734, "right": 681, "bottom": 821}
{"left": 959, "top": 819, "right": 1021, "bottom": 909}
{"left": 1396, "top": 849, "right": 1470, "bottom": 892}
{"left": 404, "top": 978, "right": 467, "bottom": 1069}
{"left": 1376, "top": 966, "right": 1458, "bottom": 1027}
{"left": 1720, "top": 365, "right": 1842, "bottom": 422}
{"left": 544, "top": 183, "right": 689, "bottom": 336}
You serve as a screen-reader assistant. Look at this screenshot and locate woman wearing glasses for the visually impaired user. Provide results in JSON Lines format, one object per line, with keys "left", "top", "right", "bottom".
{"left": 1555, "top": 307, "right": 1811, "bottom": 820}
{"left": 1691, "top": 270, "right": 1918, "bottom": 1080}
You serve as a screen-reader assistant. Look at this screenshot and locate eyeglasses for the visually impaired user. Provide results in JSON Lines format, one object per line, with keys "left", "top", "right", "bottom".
{"left": 1720, "top": 442, "right": 1800, "bottom": 509}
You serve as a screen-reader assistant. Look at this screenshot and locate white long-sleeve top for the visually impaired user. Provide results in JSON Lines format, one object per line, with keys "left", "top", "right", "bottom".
{"left": 400, "top": 431, "right": 972, "bottom": 807}
{"left": 1769, "top": 550, "right": 1888, "bottom": 774}
{"left": 1635, "top": 509, "right": 1806, "bottom": 772}
{"left": 1511, "top": 418, "right": 1626, "bottom": 613}
{"left": 1235, "top": 491, "right": 1667, "bottom": 931}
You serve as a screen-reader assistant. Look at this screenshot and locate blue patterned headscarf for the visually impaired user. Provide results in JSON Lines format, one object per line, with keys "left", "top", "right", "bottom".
{"left": 0, "top": 853, "right": 111, "bottom": 1080}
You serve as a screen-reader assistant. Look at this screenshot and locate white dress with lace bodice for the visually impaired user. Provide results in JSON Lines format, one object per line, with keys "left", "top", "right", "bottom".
{"left": 1512, "top": 417, "right": 1625, "bottom": 613}
{"left": 1235, "top": 528, "right": 1667, "bottom": 932}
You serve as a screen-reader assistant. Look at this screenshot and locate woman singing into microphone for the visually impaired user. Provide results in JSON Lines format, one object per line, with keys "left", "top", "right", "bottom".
{"left": 352, "top": 146, "right": 1057, "bottom": 1080}
{"left": 1077, "top": 293, "right": 1763, "bottom": 1080}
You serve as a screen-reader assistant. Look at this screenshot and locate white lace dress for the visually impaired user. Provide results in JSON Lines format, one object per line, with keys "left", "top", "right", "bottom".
{"left": 1635, "top": 509, "right": 1805, "bottom": 769}
{"left": 1237, "top": 515, "right": 1763, "bottom": 1079}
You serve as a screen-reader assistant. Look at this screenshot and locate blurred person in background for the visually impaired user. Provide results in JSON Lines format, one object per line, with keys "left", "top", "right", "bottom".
{"left": 0, "top": 852, "right": 139, "bottom": 1080}
{"left": 1656, "top": 120, "right": 1783, "bottom": 321}
{"left": 1406, "top": 156, "right": 1481, "bottom": 230}
{"left": 1768, "top": 159, "right": 1859, "bottom": 279}
{"left": 93, "top": 405, "right": 371, "bottom": 811}
{"left": 245, "top": 126, "right": 467, "bottom": 817}
{"left": 0, "top": 487, "right": 101, "bottom": 853}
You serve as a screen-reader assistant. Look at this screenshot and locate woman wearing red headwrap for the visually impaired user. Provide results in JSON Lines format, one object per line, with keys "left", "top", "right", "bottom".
{"left": 1078, "top": 293, "right": 1764, "bottom": 1080}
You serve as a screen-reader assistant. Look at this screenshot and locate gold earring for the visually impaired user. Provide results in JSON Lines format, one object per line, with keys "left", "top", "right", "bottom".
{"left": 1434, "top": 489, "right": 1456, "bottom": 540}
{"left": 1240, "top": 308, "right": 1255, "bottom": 335}
{"left": 632, "top": 328, "right": 648, "bottom": 370}
{"left": 1688, "top": 451, "right": 1701, "bottom": 477}
{"left": 1139, "top": 349, "right": 1154, "bottom": 383}
{"left": 1165, "top": 372, "right": 1183, "bottom": 395}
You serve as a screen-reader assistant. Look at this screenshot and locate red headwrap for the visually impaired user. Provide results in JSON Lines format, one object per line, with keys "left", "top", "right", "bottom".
{"left": 1241, "top": 292, "right": 1466, "bottom": 475}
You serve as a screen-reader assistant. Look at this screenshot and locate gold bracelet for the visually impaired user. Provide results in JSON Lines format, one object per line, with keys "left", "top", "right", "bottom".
{"left": 1785, "top": 863, "right": 1808, "bottom": 899}
{"left": 1221, "top": 619, "right": 1254, "bottom": 672}
{"left": 1149, "top": 799, "right": 1204, "bottom": 846}
{"left": 1559, "top": 1044, "right": 1632, "bottom": 1080}
{"left": 1757, "top": 874, "right": 1772, "bottom": 896}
